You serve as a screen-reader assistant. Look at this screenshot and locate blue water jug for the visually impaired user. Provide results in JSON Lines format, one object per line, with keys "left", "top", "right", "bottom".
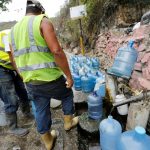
{"left": 83, "top": 64, "right": 91, "bottom": 73}
{"left": 108, "top": 40, "right": 138, "bottom": 79}
{"left": 72, "top": 73, "right": 82, "bottom": 91}
{"left": 87, "top": 92, "right": 103, "bottom": 120}
{"left": 87, "top": 72, "right": 98, "bottom": 86}
{"left": 92, "top": 58, "right": 100, "bottom": 70}
{"left": 116, "top": 126, "right": 150, "bottom": 150}
{"left": 86, "top": 59, "right": 93, "bottom": 68}
{"left": 99, "top": 116, "right": 122, "bottom": 150}
{"left": 79, "top": 68, "right": 86, "bottom": 77}
{"left": 81, "top": 75, "right": 94, "bottom": 93}
{"left": 96, "top": 83, "right": 106, "bottom": 97}
{"left": 96, "top": 71, "right": 103, "bottom": 77}
{"left": 72, "top": 65, "right": 79, "bottom": 75}
{"left": 94, "top": 76, "right": 106, "bottom": 97}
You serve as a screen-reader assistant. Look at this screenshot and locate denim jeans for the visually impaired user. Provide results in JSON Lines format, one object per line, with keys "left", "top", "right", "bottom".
{"left": 26, "top": 75, "right": 74, "bottom": 134}
{"left": 0, "top": 66, "right": 29, "bottom": 114}
{"left": 10, "top": 71, "right": 30, "bottom": 113}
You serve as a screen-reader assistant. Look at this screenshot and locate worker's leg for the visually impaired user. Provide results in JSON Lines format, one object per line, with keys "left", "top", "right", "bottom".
{"left": 31, "top": 97, "right": 51, "bottom": 133}
{"left": 43, "top": 75, "right": 78, "bottom": 131}
{"left": 62, "top": 92, "right": 74, "bottom": 115}
{"left": 26, "top": 84, "right": 56, "bottom": 150}
{"left": 0, "top": 80, "right": 18, "bottom": 114}
{"left": 0, "top": 80, "right": 28, "bottom": 136}
{"left": 61, "top": 93, "right": 78, "bottom": 131}
{"left": 10, "top": 71, "right": 31, "bottom": 116}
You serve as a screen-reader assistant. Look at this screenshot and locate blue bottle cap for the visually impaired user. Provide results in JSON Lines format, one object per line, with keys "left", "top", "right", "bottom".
{"left": 135, "top": 126, "right": 146, "bottom": 135}
{"left": 108, "top": 115, "right": 113, "bottom": 120}
{"left": 128, "top": 40, "right": 134, "bottom": 47}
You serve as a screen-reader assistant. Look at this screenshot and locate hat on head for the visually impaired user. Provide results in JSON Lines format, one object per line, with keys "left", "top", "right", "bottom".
{"left": 27, "top": 0, "right": 45, "bottom": 13}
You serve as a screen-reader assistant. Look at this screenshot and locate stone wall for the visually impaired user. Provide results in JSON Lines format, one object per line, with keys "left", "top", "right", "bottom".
{"left": 115, "top": 4, "right": 150, "bottom": 27}
{"left": 95, "top": 24, "right": 150, "bottom": 91}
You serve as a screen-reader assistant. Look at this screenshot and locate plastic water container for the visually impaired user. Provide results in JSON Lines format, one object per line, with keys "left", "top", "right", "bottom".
{"left": 87, "top": 92, "right": 103, "bottom": 120}
{"left": 94, "top": 76, "right": 106, "bottom": 97}
{"left": 92, "top": 58, "right": 100, "bottom": 69}
{"left": 84, "top": 64, "right": 91, "bottom": 73}
{"left": 96, "top": 83, "right": 106, "bottom": 97}
{"left": 99, "top": 116, "right": 122, "bottom": 150}
{"left": 108, "top": 40, "right": 138, "bottom": 79}
{"left": 79, "top": 68, "right": 86, "bottom": 77}
{"left": 97, "top": 71, "right": 103, "bottom": 77}
{"left": 0, "top": 100, "right": 7, "bottom": 126}
{"left": 81, "top": 75, "right": 94, "bottom": 93}
{"left": 72, "top": 65, "right": 79, "bottom": 74}
{"left": 115, "top": 95, "right": 128, "bottom": 115}
{"left": 86, "top": 59, "right": 93, "bottom": 68}
{"left": 87, "top": 72, "right": 98, "bottom": 86}
{"left": 73, "top": 73, "right": 82, "bottom": 91}
{"left": 116, "top": 126, "right": 150, "bottom": 150}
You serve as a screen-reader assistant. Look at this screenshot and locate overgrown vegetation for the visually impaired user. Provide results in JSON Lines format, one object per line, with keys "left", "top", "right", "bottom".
{"left": 54, "top": 0, "right": 150, "bottom": 50}
{"left": 0, "top": 0, "right": 11, "bottom": 11}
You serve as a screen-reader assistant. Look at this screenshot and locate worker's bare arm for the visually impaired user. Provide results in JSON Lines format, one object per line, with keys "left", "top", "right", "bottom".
{"left": 41, "top": 17, "right": 73, "bottom": 88}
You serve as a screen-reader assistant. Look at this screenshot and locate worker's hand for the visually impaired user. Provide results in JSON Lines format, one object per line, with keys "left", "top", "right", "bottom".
{"left": 66, "top": 77, "right": 74, "bottom": 88}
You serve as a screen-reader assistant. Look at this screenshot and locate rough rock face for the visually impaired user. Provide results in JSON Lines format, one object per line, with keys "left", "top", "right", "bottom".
{"left": 94, "top": 28, "right": 129, "bottom": 70}
{"left": 101, "top": 1, "right": 150, "bottom": 28}
{"left": 115, "top": 4, "right": 150, "bottom": 27}
{"left": 129, "top": 25, "right": 150, "bottom": 90}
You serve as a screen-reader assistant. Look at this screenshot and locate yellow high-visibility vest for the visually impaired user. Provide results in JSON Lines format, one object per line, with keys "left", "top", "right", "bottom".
{"left": 10, "top": 14, "right": 62, "bottom": 83}
{"left": 0, "top": 31, "right": 13, "bottom": 70}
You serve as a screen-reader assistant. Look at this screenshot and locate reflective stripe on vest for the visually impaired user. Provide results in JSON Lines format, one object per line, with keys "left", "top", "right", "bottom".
{"left": 0, "top": 59, "right": 11, "bottom": 65}
{"left": 19, "top": 62, "right": 57, "bottom": 72}
{"left": 14, "top": 46, "right": 49, "bottom": 57}
{"left": 11, "top": 16, "right": 57, "bottom": 72}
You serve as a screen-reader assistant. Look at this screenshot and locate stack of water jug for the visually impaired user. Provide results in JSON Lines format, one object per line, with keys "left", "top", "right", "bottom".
{"left": 70, "top": 55, "right": 106, "bottom": 120}
{"left": 70, "top": 55, "right": 105, "bottom": 92}
{"left": 99, "top": 116, "right": 150, "bottom": 150}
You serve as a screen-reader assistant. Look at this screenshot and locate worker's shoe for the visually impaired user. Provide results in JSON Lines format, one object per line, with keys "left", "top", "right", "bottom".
{"left": 64, "top": 115, "right": 79, "bottom": 131}
{"left": 41, "top": 130, "right": 57, "bottom": 150}
{"left": 6, "top": 113, "right": 29, "bottom": 137}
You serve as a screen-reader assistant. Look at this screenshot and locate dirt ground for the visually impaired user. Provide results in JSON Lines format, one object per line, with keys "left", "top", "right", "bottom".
{"left": 0, "top": 106, "right": 78, "bottom": 150}
{"left": 0, "top": 108, "right": 46, "bottom": 150}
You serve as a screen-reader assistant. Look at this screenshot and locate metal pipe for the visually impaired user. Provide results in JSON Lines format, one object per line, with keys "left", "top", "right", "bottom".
{"left": 113, "top": 91, "right": 150, "bottom": 107}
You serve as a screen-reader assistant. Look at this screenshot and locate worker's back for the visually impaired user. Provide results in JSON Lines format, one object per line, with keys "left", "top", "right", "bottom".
{"left": 10, "top": 14, "right": 62, "bottom": 83}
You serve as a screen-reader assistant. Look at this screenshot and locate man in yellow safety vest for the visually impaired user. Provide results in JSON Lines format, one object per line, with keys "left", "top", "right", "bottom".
{"left": 9, "top": 0, "right": 78, "bottom": 149}
{"left": 0, "top": 30, "right": 31, "bottom": 137}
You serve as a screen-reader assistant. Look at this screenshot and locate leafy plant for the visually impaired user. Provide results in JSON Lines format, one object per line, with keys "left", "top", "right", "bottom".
{"left": 0, "top": 0, "right": 12, "bottom": 11}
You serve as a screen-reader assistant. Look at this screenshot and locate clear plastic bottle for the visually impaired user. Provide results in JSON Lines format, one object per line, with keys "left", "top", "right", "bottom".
{"left": 116, "top": 126, "right": 150, "bottom": 150}
{"left": 99, "top": 116, "right": 122, "bottom": 150}
{"left": 87, "top": 92, "right": 103, "bottom": 120}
